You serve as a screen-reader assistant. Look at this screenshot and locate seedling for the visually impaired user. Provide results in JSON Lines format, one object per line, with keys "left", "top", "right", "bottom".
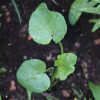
{"left": 0, "top": 67, "right": 7, "bottom": 74}
{"left": 89, "top": 81, "right": 100, "bottom": 100}
{"left": 17, "top": 3, "right": 77, "bottom": 100}
{"left": 69, "top": 0, "right": 100, "bottom": 32}
{"left": 89, "top": 18, "right": 100, "bottom": 32}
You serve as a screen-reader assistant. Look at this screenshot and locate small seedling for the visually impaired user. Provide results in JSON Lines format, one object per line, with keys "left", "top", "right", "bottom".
{"left": 0, "top": 67, "right": 7, "bottom": 74}
{"left": 69, "top": 0, "right": 100, "bottom": 32}
{"left": 17, "top": 3, "right": 77, "bottom": 100}
{"left": 89, "top": 18, "right": 100, "bottom": 32}
{"left": 89, "top": 81, "right": 100, "bottom": 100}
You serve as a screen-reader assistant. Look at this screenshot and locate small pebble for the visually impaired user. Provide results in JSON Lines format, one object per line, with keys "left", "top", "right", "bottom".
{"left": 62, "top": 9, "right": 65, "bottom": 12}
{"left": 88, "top": 59, "right": 91, "bottom": 63}
{"left": 28, "top": 35, "right": 32, "bottom": 41}
{"left": 81, "top": 61, "right": 88, "bottom": 78}
{"left": 9, "top": 69, "right": 12, "bottom": 73}
{"left": 8, "top": 43, "right": 12, "bottom": 46}
{"left": 94, "top": 38, "right": 100, "bottom": 45}
{"left": 9, "top": 80, "right": 16, "bottom": 91}
{"left": 80, "top": 33, "right": 83, "bottom": 37}
{"left": 23, "top": 55, "right": 27, "bottom": 60}
{"left": 62, "top": 90, "right": 70, "bottom": 98}
{"left": 5, "top": 11, "right": 10, "bottom": 16}
{"left": 5, "top": 95, "right": 8, "bottom": 98}
{"left": 6, "top": 16, "right": 11, "bottom": 23}
{"left": 1, "top": 5, "right": 7, "bottom": 9}
{"left": 46, "top": 53, "right": 52, "bottom": 61}
{"left": 74, "top": 42, "right": 81, "bottom": 48}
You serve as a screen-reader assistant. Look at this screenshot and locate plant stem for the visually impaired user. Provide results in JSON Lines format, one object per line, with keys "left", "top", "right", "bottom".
{"left": 11, "top": 0, "right": 22, "bottom": 24}
{"left": 59, "top": 42, "right": 64, "bottom": 54}
{"left": 50, "top": 80, "right": 58, "bottom": 88}
{"left": 51, "top": 71, "right": 56, "bottom": 83}
{"left": 45, "top": 67, "right": 54, "bottom": 73}
{"left": 27, "top": 90, "right": 32, "bottom": 100}
{"left": 50, "top": 42, "right": 64, "bottom": 85}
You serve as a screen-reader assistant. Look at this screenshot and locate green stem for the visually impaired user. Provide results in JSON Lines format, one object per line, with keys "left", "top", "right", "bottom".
{"left": 51, "top": 71, "right": 56, "bottom": 83}
{"left": 11, "top": 0, "right": 22, "bottom": 24}
{"left": 27, "top": 90, "right": 32, "bottom": 100}
{"left": 45, "top": 67, "right": 54, "bottom": 73}
{"left": 59, "top": 42, "right": 64, "bottom": 54}
{"left": 50, "top": 80, "right": 58, "bottom": 88}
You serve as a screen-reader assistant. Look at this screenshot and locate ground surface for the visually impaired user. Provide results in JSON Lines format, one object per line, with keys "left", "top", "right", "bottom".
{"left": 0, "top": 0, "right": 100, "bottom": 100}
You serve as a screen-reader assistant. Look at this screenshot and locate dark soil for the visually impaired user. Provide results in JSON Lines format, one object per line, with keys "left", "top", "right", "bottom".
{"left": 0, "top": 0, "right": 100, "bottom": 100}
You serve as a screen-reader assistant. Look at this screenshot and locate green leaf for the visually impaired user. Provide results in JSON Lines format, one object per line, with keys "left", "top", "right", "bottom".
{"left": 0, "top": 95, "right": 1, "bottom": 100}
{"left": 90, "top": 18, "right": 100, "bottom": 32}
{"left": 69, "top": 0, "right": 100, "bottom": 25}
{"left": 54, "top": 53, "right": 77, "bottom": 80}
{"left": 28, "top": 3, "right": 67, "bottom": 45}
{"left": 17, "top": 59, "right": 50, "bottom": 93}
{"left": 89, "top": 81, "right": 100, "bottom": 100}
{"left": 0, "top": 67, "right": 7, "bottom": 74}
{"left": 69, "top": 0, "right": 86, "bottom": 25}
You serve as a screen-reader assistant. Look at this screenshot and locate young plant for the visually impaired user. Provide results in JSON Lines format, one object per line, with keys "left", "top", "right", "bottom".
{"left": 89, "top": 18, "right": 100, "bottom": 32}
{"left": 69, "top": 0, "right": 100, "bottom": 32}
{"left": 0, "top": 67, "right": 7, "bottom": 74}
{"left": 16, "top": 3, "right": 77, "bottom": 100}
{"left": 89, "top": 81, "right": 100, "bottom": 100}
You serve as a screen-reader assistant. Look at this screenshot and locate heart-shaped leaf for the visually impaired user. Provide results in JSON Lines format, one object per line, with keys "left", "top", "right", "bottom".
{"left": 54, "top": 53, "right": 77, "bottom": 80}
{"left": 89, "top": 81, "right": 100, "bottom": 100}
{"left": 16, "top": 59, "right": 50, "bottom": 93}
{"left": 28, "top": 3, "right": 67, "bottom": 45}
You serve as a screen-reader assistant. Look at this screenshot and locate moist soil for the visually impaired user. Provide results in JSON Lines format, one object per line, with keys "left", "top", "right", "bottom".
{"left": 0, "top": 0, "right": 100, "bottom": 100}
